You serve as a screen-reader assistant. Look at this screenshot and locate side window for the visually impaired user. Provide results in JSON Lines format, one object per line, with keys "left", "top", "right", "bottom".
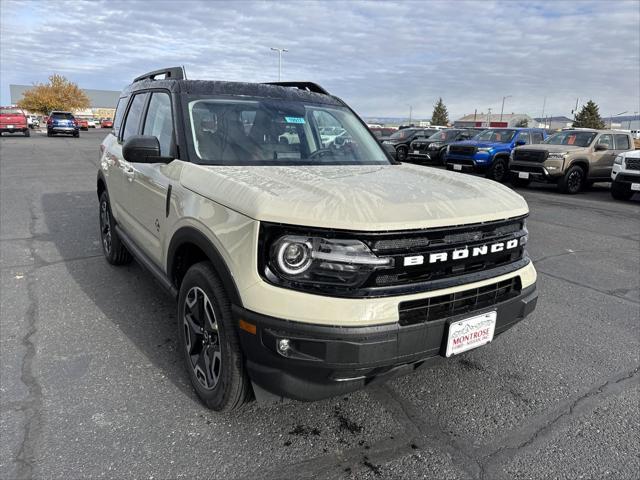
{"left": 121, "top": 93, "right": 148, "bottom": 142}
{"left": 596, "top": 134, "right": 613, "bottom": 149}
{"left": 614, "top": 134, "right": 630, "bottom": 150}
{"left": 532, "top": 132, "right": 544, "bottom": 144}
{"left": 112, "top": 96, "right": 129, "bottom": 136}
{"left": 143, "top": 92, "right": 174, "bottom": 156}
{"left": 516, "top": 131, "right": 531, "bottom": 144}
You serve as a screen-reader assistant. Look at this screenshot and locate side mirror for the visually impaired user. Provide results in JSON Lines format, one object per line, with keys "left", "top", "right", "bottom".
{"left": 515, "top": 140, "right": 526, "bottom": 146}
{"left": 122, "top": 135, "right": 169, "bottom": 163}
{"left": 594, "top": 144, "right": 608, "bottom": 151}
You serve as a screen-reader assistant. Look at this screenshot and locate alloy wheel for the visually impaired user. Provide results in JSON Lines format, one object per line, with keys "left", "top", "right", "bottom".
{"left": 568, "top": 170, "right": 582, "bottom": 193}
{"left": 183, "top": 287, "right": 222, "bottom": 390}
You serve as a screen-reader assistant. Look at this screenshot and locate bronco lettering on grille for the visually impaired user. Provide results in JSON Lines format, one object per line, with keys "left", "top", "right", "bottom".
{"left": 403, "top": 239, "right": 519, "bottom": 267}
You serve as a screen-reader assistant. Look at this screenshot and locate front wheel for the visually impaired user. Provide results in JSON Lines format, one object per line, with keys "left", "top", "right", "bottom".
{"left": 611, "top": 181, "right": 633, "bottom": 200}
{"left": 396, "top": 146, "right": 408, "bottom": 162}
{"left": 178, "top": 262, "right": 251, "bottom": 411}
{"left": 558, "top": 165, "right": 585, "bottom": 194}
{"left": 486, "top": 158, "right": 508, "bottom": 182}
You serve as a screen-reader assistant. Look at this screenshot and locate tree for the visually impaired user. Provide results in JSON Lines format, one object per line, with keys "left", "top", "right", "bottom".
{"left": 17, "top": 74, "right": 90, "bottom": 115}
{"left": 515, "top": 118, "right": 529, "bottom": 127}
{"left": 431, "top": 98, "right": 449, "bottom": 126}
{"left": 572, "top": 100, "right": 605, "bottom": 129}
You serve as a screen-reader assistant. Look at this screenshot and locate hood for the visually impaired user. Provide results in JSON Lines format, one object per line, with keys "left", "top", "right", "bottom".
{"left": 452, "top": 140, "right": 509, "bottom": 149}
{"left": 514, "top": 144, "right": 587, "bottom": 153}
{"left": 180, "top": 163, "right": 528, "bottom": 231}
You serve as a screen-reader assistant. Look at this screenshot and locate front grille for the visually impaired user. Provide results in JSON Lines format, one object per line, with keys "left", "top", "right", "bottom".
{"left": 512, "top": 165, "right": 545, "bottom": 174}
{"left": 514, "top": 149, "right": 547, "bottom": 163}
{"left": 398, "top": 277, "right": 521, "bottom": 326}
{"left": 626, "top": 157, "right": 640, "bottom": 170}
{"left": 449, "top": 145, "right": 476, "bottom": 156}
{"left": 365, "top": 217, "right": 527, "bottom": 288}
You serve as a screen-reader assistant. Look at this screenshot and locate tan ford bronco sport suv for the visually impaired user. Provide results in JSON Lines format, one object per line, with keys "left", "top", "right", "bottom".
{"left": 509, "top": 129, "right": 635, "bottom": 193}
{"left": 97, "top": 67, "right": 537, "bottom": 411}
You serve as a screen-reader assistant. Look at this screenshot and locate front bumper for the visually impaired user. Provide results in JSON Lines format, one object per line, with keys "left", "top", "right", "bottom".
{"left": 509, "top": 161, "right": 564, "bottom": 182}
{"left": 235, "top": 283, "right": 537, "bottom": 401}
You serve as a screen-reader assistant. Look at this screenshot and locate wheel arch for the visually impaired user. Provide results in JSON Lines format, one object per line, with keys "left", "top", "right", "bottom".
{"left": 97, "top": 171, "right": 107, "bottom": 199}
{"left": 167, "top": 227, "right": 243, "bottom": 307}
{"left": 567, "top": 158, "right": 590, "bottom": 173}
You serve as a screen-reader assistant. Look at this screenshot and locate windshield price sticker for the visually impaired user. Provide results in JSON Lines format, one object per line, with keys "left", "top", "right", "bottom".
{"left": 285, "top": 116, "right": 305, "bottom": 124}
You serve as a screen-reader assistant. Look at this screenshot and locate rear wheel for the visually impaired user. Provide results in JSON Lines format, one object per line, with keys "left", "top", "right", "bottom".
{"left": 611, "top": 181, "right": 633, "bottom": 200}
{"left": 177, "top": 262, "right": 251, "bottom": 411}
{"left": 73, "top": 131, "right": 79, "bottom": 138}
{"left": 558, "top": 165, "right": 585, "bottom": 194}
{"left": 486, "top": 157, "right": 508, "bottom": 182}
{"left": 47, "top": 131, "right": 53, "bottom": 137}
{"left": 24, "top": 129, "right": 30, "bottom": 137}
{"left": 99, "top": 191, "right": 132, "bottom": 265}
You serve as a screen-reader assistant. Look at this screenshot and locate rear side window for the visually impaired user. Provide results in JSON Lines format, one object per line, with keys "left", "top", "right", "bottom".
{"left": 143, "top": 92, "right": 174, "bottom": 156}
{"left": 532, "top": 132, "right": 544, "bottom": 143}
{"left": 121, "top": 93, "right": 148, "bottom": 142}
{"left": 113, "top": 96, "right": 129, "bottom": 136}
{"left": 614, "top": 134, "right": 630, "bottom": 150}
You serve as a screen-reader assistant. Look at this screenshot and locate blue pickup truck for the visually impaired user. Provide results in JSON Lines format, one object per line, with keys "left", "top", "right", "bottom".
{"left": 444, "top": 128, "right": 547, "bottom": 182}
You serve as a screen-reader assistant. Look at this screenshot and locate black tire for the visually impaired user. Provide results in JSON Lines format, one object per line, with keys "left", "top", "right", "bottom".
{"left": 47, "top": 131, "right": 52, "bottom": 137}
{"left": 177, "top": 262, "right": 251, "bottom": 411}
{"left": 486, "top": 157, "right": 509, "bottom": 182}
{"left": 98, "top": 191, "right": 132, "bottom": 265}
{"left": 510, "top": 176, "right": 531, "bottom": 187}
{"left": 396, "top": 146, "right": 408, "bottom": 162}
{"left": 611, "top": 181, "right": 633, "bottom": 200}
{"left": 558, "top": 165, "right": 585, "bottom": 194}
{"left": 24, "top": 129, "right": 30, "bottom": 137}
{"left": 73, "top": 132, "right": 79, "bottom": 138}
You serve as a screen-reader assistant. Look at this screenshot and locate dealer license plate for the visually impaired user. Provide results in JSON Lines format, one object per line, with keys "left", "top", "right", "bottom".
{"left": 445, "top": 311, "right": 496, "bottom": 357}
{"left": 631, "top": 183, "right": 640, "bottom": 191}
{"left": 518, "top": 172, "right": 530, "bottom": 179}
{"left": 453, "top": 164, "right": 462, "bottom": 171}
{"left": 413, "top": 150, "right": 419, "bottom": 154}
{"left": 7, "top": 125, "right": 14, "bottom": 129}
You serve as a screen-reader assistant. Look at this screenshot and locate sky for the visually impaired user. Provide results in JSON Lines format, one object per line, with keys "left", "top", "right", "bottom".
{"left": 1, "top": 0, "right": 639, "bottom": 120}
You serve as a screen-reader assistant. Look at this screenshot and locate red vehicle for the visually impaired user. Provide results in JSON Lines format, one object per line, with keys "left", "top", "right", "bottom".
{"left": 100, "top": 118, "right": 113, "bottom": 129}
{"left": 77, "top": 119, "right": 89, "bottom": 130}
{"left": 0, "top": 107, "right": 30, "bottom": 137}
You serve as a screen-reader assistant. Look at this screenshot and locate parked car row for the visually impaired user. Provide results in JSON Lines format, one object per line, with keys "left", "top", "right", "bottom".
{"left": 399, "top": 125, "right": 637, "bottom": 200}
{"left": 0, "top": 107, "right": 115, "bottom": 138}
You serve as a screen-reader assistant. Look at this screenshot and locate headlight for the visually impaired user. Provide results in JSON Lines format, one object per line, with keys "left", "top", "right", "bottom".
{"left": 428, "top": 143, "right": 442, "bottom": 150}
{"left": 265, "top": 232, "right": 393, "bottom": 290}
{"left": 614, "top": 155, "right": 623, "bottom": 165}
{"left": 477, "top": 147, "right": 492, "bottom": 152}
{"left": 547, "top": 152, "right": 567, "bottom": 160}
{"left": 446, "top": 145, "right": 450, "bottom": 153}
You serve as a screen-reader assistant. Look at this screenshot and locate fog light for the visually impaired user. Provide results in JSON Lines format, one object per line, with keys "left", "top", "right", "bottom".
{"left": 278, "top": 339, "right": 291, "bottom": 355}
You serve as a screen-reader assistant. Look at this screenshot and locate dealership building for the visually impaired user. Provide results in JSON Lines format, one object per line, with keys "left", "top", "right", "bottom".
{"left": 454, "top": 113, "right": 533, "bottom": 128}
{"left": 9, "top": 84, "right": 120, "bottom": 118}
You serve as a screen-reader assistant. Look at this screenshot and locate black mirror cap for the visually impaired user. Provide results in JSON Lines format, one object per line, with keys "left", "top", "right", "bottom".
{"left": 594, "top": 143, "right": 608, "bottom": 151}
{"left": 122, "top": 135, "right": 164, "bottom": 163}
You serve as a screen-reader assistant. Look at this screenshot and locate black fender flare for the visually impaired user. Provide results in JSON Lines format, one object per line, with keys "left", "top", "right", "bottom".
{"left": 567, "top": 158, "right": 590, "bottom": 174}
{"left": 167, "top": 227, "right": 243, "bottom": 307}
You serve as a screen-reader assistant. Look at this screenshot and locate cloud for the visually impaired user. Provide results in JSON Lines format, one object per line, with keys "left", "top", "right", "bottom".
{"left": 1, "top": 0, "right": 638, "bottom": 119}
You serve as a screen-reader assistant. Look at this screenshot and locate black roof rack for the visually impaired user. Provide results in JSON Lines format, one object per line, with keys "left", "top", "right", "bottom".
{"left": 133, "top": 67, "right": 184, "bottom": 83}
{"left": 263, "top": 81, "right": 330, "bottom": 96}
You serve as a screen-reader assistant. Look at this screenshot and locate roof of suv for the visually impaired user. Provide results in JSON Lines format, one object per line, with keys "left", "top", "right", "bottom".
{"left": 124, "top": 67, "right": 343, "bottom": 106}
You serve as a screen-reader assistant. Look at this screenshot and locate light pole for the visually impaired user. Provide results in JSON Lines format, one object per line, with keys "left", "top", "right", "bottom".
{"left": 609, "top": 111, "right": 628, "bottom": 128}
{"left": 630, "top": 112, "right": 638, "bottom": 130}
{"left": 499, "top": 95, "right": 512, "bottom": 123}
{"left": 270, "top": 47, "right": 288, "bottom": 81}
{"left": 487, "top": 108, "right": 492, "bottom": 127}
{"left": 408, "top": 105, "right": 412, "bottom": 124}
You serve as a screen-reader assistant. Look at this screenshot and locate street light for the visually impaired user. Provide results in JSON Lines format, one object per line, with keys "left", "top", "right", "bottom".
{"left": 500, "top": 95, "right": 512, "bottom": 123}
{"left": 270, "top": 47, "right": 288, "bottom": 81}
{"left": 609, "top": 111, "right": 628, "bottom": 128}
{"left": 629, "top": 112, "right": 638, "bottom": 130}
{"left": 407, "top": 105, "right": 412, "bottom": 124}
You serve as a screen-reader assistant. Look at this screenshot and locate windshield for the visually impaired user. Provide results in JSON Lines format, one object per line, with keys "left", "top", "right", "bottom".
{"left": 187, "top": 97, "right": 389, "bottom": 166}
{"left": 427, "top": 130, "right": 461, "bottom": 142}
{"left": 475, "top": 129, "right": 516, "bottom": 143}
{"left": 544, "top": 131, "right": 597, "bottom": 147}
{"left": 1, "top": 108, "right": 23, "bottom": 115}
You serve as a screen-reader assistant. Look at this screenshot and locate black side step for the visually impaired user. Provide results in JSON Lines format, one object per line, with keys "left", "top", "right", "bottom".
{"left": 114, "top": 225, "right": 178, "bottom": 300}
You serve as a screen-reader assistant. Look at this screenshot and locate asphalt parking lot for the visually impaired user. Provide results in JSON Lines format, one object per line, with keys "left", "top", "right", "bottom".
{"left": 1, "top": 129, "right": 639, "bottom": 480}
